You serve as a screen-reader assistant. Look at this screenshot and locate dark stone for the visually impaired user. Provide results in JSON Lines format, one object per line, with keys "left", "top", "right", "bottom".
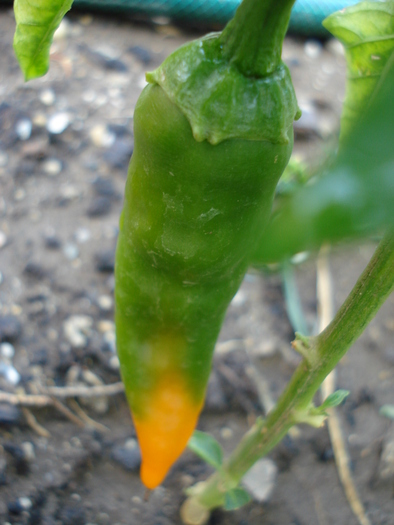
{"left": 24, "top": 261, "right": 48, "bottom": 280}
{"left": 44, "top": 233, "right": 62, "bottom": 250}
{"left": 86, "top": 196, "right": 112, "bottom": 217}
{"left": 111, "top": 441, "right": 141, "bottom": 471}
{"left": 107, "top": 124, "right": 131, "bottom": 138}
{"left": 8, "top": 499, "right": 24, "bottom": 515}
{"left": 3, "top": 443, "right": 30, "bottom": 475}
{"left": 0, "top": 404, "right": 21, "bottom": 425}
{"left": 94, "top": 248, "right": 115, "bottom": 273}
{"left": 92, "top": 176, "right": 120, "bottom": 200}
{"left": 128, "top": 45, "right": 152, "bottom": 65}
{"left": 83, "top": 46, "right": 128, "bottom": 72}
{"left": 0, "top": 315, "right": 22, "bottom": 342}
{"left": 103, "top": 138, "right": 133, "bottom": 169}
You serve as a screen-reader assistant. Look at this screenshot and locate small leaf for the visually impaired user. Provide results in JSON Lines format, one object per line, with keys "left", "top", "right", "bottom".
{"left": 13, "top": 0, "right": 73, "bottom": 81}
{"left": 380, "top": 404, "right": 394, "bottom": 420}
{"left": 323, "top": 1, "right": 394, "bottom": 140}
{"left": 188, "top": 430, "right": 223, "bottom": 470}
{"left": 224, "top": 487, "right": 252, "bottom": 511}
{"left": 320, "top": 390, "right": 350, "bottom": 411}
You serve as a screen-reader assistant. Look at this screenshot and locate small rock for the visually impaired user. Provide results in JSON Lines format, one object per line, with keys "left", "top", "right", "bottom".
{"left": 379, "top": 427, "right": 394, "bottom": 481}
{"left": 92, "top": 176, "right": 120, "bottom": 199}
{"left": 103, "top": 138, "right": 133, "bottom": 169}
{"left": 242, "top": 458, "right": 278, "bottom": 503}
{"left": 111, "top": 439, "right": 141, "bottom": 471}
{"left": 42, "top": 158, "right": 63, "bottom": 176}
{"left": 24, "top": 261, "right": 47, "bottom": 280}
{"left": 108, "top": 355, "right": 119, "bottom": 370}
{"left": 128, "top": 45, "right": 152, "bottom": 65}
{"left": 47, "top": 112, "right": 70, "bottom": 135}
{"left": 74, "top": 227, "right": 91, "bottom": 244}
{"left": 94, "top": 248, "right": 115, "bottom": 273}
{"left": 39, "top": 89, "right": 56, "bottom": 106}
{"left": 15, "top": 118, "right": 32, "bottom": 141}
{"left": 87, "top": 196, "right": 112, "bottom": 217}
{"left": 53, "top": 17, "right": 71, "bottom": 40}
{"left": 18, "top": 497, "right": 32, "bottom": 510}
{"left": 21, "top": 442, "right": 35, "bottom": 462}
{"left": 89, "top": 124, "right": 116, "bottom": 148}
{"left": 63, "top": 243, "right": 79, "bottom": 260}
{"left": 21, "top": 137, "right": 49, "bottom": 159}
{"left": 0, "top": 342, "right": 14, "bottom": 360}
{"left": 0, "top": 404, "right": 21, "bottom": 425}
{"left": 58, "top": 505, "right": 86, "bottom": 525}
{"left": 0, "top": 315, "right": 22, "bottom": 342}
{"left": 44, "top": 232, "right": 62, "bottom": 250}
{"left": 0, "top": 230, "right": 7, "bottom": 249}
{"left": 0, "top": 362, "right": 20, "bottom": 385}
{"left": 63, "top": 316, "right": 93, "bottom": 348}
{"left": 97, "top": 295, "right": 113, "bottom": 311}
{"left": 220, "top": 427, "right": 233, "bottom": 440}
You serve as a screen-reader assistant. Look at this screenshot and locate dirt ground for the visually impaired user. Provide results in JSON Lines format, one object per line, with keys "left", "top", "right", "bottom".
{"left": 0, "top": 5, "right": 393, "bottom": 525}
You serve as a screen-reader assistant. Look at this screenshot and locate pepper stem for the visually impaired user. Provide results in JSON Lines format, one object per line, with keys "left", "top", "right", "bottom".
{"left": 219, "top": 0, "right": 296, "bottom": 77}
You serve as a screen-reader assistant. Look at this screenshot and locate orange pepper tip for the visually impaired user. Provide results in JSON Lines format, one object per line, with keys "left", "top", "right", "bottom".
{"left": 132, "top": 374, "right": 203, "bottom": 490}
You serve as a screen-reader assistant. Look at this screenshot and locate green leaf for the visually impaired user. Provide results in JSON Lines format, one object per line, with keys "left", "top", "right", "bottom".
{"left": 380, "top": 404, "right": 394, "bottom": 420}
{"left": 13, "top": 0, "right": 73, "bottom": 81}
{"left": 323, "top": 1, "right": 394, "bottom": 140}
{"left": 224, "top": 487, "right": 252, "bottom": 511}
{"left": 320, "top": 390, "right": 350, "bottom": 411}
{"left": 188, "top": 430, "right": 223, "bottom": 470}
{"left": 252, "top": 49, "right": 394, "bottom": 264}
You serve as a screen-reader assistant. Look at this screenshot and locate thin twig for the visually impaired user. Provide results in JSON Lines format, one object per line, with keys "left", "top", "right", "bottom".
{"left": 0, "top": 382, "right": 125, "bottom": 407}
{"left": 317, "top": 246, "right": 371, "bottom": 525}
{"left": 42, "top": 382, "right": 125, "bottom": 398}
{"left": 68, "top": 399, "right": 110, "bottom": 434}
{"left": 49, "top": 396, "right": 86, "bottom": 428}
{"left": 22, "top": 407, "right": 51, "bottom": 438}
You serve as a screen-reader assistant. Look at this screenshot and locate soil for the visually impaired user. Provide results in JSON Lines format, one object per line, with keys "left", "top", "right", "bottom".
{"left": 0, "top": 5, "right": 393, "bottom": 525}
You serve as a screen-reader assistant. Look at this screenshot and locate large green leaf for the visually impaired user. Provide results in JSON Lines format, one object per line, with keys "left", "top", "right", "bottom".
{"left": 252, "top": 49, "right": 394, "bottom": 264}
{"left": 13, "top": 0, "right": 73, "bottom": 81}
{"left": 323, "top": 1, "right": 394, "bottom": 140}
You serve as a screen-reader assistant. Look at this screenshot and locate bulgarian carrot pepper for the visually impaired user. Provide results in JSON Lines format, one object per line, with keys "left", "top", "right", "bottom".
{"left": 115, "top": 0, "right": 300, "bottom": 489}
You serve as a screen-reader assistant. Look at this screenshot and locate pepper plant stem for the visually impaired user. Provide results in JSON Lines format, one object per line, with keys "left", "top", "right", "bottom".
{"left": 182, "top": 231, "right": 394, "bottom": 516}
{"left": 219, "top": 0, "right": 297, "bottom": 77}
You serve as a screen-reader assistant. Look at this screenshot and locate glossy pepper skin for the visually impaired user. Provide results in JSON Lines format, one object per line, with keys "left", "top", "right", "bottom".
{"left": 115, "top": 0, "right": 299, "bottom": 490}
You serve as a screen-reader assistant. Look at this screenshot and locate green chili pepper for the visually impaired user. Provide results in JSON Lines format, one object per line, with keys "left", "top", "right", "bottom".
{"left": 115, "top": 0, "right": 300, "bottom": 489}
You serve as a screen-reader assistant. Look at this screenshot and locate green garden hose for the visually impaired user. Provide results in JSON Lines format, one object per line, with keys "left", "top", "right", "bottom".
{"left": 72, "top": 0, "right": 369, "bottom": 35}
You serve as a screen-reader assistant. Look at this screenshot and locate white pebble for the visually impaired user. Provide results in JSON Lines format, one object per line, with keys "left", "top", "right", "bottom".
{"left": 74, "top": 227, "right": 91, "bottom": 243}
{"left": 21, "top": 442, "right": 36, "bottom": 462}
{"left": 40, "top": 89, "right": 56, "bottom": 106}
{"left": 97, "top": 295, "right": 113, "bottom": 311}
{"left": 18, "top": 497, "right": 32, "bottom": 510}
{"left": 89, "top": 124, "right": 116, "bottom": 148}
{"left": 242, "top": 458, "right": 278, "bottom": 503}
{"left": 0, "top": 231, "right": 7, "bottom": 249}
{"left": 63, "top": 243, "right": 79, "bottom": 260}
{"left": 63, "top": 315, "right": 93, "bottom": 347}
{"left": 0, "top": 342, "right": 15, "bottom": 359}
{"left": 47, "top": 112, "right": 70, "bottom": 134}
{"left": 109, "top": 355, "right": 120, "bottom": 369}
{"left": 16, "top": 118, "right": 32, "bottom": 140}
{"left": 42, "top": 158, "right": 62, "bottom": 176}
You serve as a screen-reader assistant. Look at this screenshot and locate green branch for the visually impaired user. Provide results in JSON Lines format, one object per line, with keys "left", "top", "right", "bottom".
{"left": 181, "top": 231, "right": 394, "bottom": 523}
